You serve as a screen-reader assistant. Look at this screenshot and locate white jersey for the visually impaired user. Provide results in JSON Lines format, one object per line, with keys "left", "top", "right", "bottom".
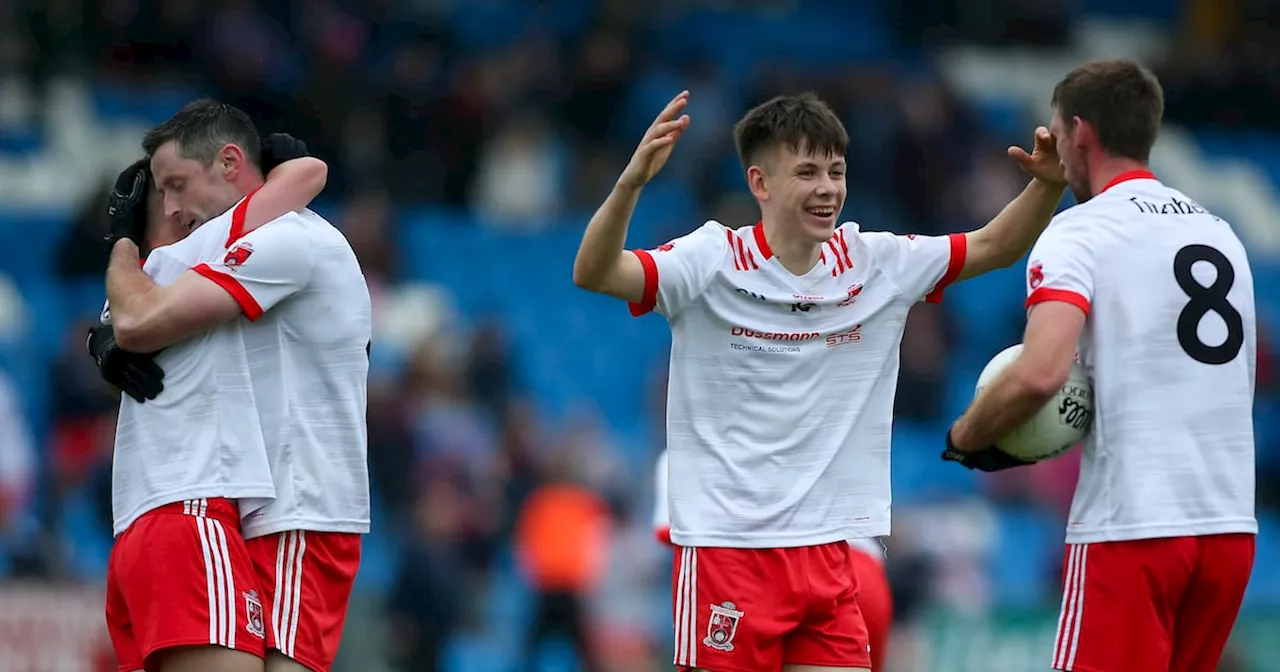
{"left": 651, "top": 448, "right": 883, "bottom": 561}
{"left": 1026, "top": 171, "right": 1256, "bottom": 544}
{"left": 109, "top": 203, "right": 274, "bottom": 536}
{"left": 189, "top": 196, "right": 372, "bottom": 538}
{"left": 632, "top": 221, "right": 965, "bottom": 547}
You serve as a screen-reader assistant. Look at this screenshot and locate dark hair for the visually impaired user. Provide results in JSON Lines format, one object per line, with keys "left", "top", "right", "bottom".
{"left": 141, "top": 98, "right": 261, "bottom": 168}
{"left": 1051, "top": 59, "right": 1164, "bottom": 162}
{"left": 733, "top": 92, "right": 849, "bottom": 170}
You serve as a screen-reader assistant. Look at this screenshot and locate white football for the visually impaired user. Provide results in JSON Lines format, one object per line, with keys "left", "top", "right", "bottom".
{"left": 975, "top": 344, "right": 1093, "bottom": 462}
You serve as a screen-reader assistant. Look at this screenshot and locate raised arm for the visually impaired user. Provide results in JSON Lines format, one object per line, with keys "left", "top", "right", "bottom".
{"left": 573, "top": 91, "right": 690, "bottom": 303}
{"left": 957, "top": 127, "right": 1068, "bottom": 280}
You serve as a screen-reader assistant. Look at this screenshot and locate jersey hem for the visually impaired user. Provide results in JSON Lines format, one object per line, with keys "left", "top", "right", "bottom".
{"left": 1063, "top": 517, "right": 1258, "bottom": 544}
{"left": 113, "top": 485, "right": 277, "bottom": 537}
{"left": 670, "top": 523, "right": 889, "bottom": 548}
{"left": 240, "top": 518, "right": 371, "bottom": 540}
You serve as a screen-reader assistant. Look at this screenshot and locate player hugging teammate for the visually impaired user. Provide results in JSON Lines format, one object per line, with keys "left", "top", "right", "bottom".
{"left": 88, "top": 100, "right": 371, "bottom": 672}
{"left": 575, "top": 89, "right": 1066, "bottom": 671}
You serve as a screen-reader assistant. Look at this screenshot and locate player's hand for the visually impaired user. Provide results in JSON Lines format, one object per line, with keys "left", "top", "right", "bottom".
{"left": 618, "top": 91, "right": 691, "bottom": 190}
{"left": 1008, "top": 126, "right": 1066, "bottom": 186}
{"left": 106, "top": 157, "right": 151, "bottom": 248}
{"left": 940, "top": 430, "right": 1034, "bottom": 472}
{"left": 86, "top": 325, "right": 165, "bottom": 403}
{"left": 260, "top": 133, "right": 310, "bottom": 175}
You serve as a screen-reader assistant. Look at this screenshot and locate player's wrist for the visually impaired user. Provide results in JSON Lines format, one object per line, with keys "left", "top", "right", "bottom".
{"left": 111, "top": 237, "right": 141, "bottom": 256}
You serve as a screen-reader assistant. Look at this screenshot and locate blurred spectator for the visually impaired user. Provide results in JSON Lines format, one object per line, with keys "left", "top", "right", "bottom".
{"left": 514, "top": 447, "right": 611, "bottom": 672}
{"left": 472, "top": 109, "right": 566, "bottom": 226}
{"left": 387, "top": 477, "right": 469, "bottom": 672}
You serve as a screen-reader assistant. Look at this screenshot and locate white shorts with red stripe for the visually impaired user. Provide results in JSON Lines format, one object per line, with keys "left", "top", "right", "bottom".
{"left": 106, "top": 498, "right": 266, "bottom": 672}
{"left": 245, "top": 531, "right": 361, "bottom": 671}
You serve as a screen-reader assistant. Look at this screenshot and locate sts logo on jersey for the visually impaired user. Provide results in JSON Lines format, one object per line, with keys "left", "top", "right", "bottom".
{"left": 704, "top": 601, "right": 744, "bottom": 652}
{"left": 224, "top": 242, "right": 254, "bottom": 270}
{"left": 1029, "top": 261, "right": 1044, "bottom": 290}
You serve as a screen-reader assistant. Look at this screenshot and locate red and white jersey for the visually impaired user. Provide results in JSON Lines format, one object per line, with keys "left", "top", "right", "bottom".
{"left": 651, "top": 449, "right": 884, "bottom": 561}
{"left": 1026, "top": 171, "right": 1257, "bottom": 544}
{"left": 192, "top": 198, "right": 372, "bottom": 539}
{"left": 108, "top": 201, "right": 274, "bottom": 536}
{"left": 632, "top": 221, "right": 966, "bottom": 547}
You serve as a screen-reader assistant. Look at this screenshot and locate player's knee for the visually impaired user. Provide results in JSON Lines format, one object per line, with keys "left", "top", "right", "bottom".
{"left": 154, "top": 645, "right": 264, "bottom": 672}
{"left": 265, "top": 650, "right": 316, "bottom": 672}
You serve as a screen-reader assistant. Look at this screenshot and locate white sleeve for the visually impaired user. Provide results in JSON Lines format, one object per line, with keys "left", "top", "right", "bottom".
{"left": 1026, "top": 215, "right": 1095, "bottom": 315}
{"left": 192, "top": 216, "right": 314, "bottom": 321}
{"left": 628, "top": 221, "right": 731, "bottom": 318}
{"left": 860, "top": 229, "right": 968, "bottom": 303}
{"left": 652, "top": 450, "right": 669, "bottom": 530}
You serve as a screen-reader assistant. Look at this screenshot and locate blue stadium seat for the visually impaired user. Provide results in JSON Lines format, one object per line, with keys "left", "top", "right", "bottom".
{"left": 990, "top": 507, "right": 1062, "bottom": 607}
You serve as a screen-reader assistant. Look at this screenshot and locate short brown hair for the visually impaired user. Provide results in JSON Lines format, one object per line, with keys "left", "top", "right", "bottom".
{"left": 1051, "top": 59, "right": 1164, "bottom": 162}
{"left": 142, "top": 98, "right": 261, "bottom": 168}
{"left": 733, "top": 93, "right": 849, "bottom": 170}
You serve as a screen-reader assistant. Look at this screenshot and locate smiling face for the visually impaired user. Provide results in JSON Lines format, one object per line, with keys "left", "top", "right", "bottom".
{"left": 752, "top": 140, "right": 847, "bottom": 244}
{"left": 149, "top": 139, "right": 244, "bottom": 231}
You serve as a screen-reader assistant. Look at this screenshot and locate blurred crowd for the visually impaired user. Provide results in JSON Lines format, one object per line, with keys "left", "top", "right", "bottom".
{"left": 0, "top": 0, "right": 1279, "bottom": 670}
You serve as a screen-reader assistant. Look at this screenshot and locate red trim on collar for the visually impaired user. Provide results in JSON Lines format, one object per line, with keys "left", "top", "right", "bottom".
{"left": 752, "top": 222, "right": 773, "bottom": 260}
{"left": 1099, "top": 169, "right": 1155, "bottom": 193}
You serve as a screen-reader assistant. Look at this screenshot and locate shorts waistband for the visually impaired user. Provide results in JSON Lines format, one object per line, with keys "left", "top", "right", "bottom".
{"left": 145, "top": 498, "right": 241, "bottom": 529}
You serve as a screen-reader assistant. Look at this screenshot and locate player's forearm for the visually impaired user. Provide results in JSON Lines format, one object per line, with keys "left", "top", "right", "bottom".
{"left": 572, "top": 181, "right": 642, "bottom": 292}
{"left": 950, "top": 360, "right": 1060, "bottom": 451}
{"left": 106, "top": 240, "right": 164, "bottom": 351}
{"left": 964, "top": 179, "right": 1065, "bottom": 278}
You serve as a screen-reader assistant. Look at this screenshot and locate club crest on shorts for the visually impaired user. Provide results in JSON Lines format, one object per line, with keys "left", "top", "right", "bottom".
{"left": 703, "top": 601, "right": 744, "bottom": 652}
{"left": 243, "top": 590, "right": 265, "bottom": 639}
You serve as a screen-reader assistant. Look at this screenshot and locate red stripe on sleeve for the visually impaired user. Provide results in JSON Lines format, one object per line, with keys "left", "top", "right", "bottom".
{"left": 924, "top": 233, "right": 968, "bottom": 304}
{"left": 628, "top": 249, "right": 659, "bottom": 317}
{"left": 193, "top": 263, "right": 264, "bottom": 320}
{"left": 1027, "top": 287, "right": 1091, "bottom": 316}
{"left": 655, "top": 526, "right": 673, "bottom": 546}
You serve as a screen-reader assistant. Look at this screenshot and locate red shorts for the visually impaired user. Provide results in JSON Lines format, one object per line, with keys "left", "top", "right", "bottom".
{"left": 1052, "top": 533, "right": 1255, "bottom": 672}
{"left": 105, "top": 498, "right": 266, "bottom": 672}
{"left": 245, "top": 530, "right": 361, "bottom": 672}
{"left": 673, "top": 542, "right": 871, "bottom": 672}
{"left": 848, "top": 545, "right": 891, "bottom": 671}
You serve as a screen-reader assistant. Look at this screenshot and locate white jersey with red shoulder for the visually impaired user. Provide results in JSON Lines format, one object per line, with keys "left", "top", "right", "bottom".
{"left": 192, "top": 194, "right": 372, "bottom": 538}
{"left": 1026, "top": 170, "right": 1256, "bottom": 544}
{"left": 631, "top": 221, "right": 966, "bottom": 547}
{"left": 108, "top": 197, "right": 274, "bottom": 536}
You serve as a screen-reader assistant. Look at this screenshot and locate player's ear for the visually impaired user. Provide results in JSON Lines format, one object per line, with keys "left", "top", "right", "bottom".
{"left": 745, "top": 165, "right": 770, "bottom": 202}
{"left": 218, "top": 143, "right": 246, "bottom": 180}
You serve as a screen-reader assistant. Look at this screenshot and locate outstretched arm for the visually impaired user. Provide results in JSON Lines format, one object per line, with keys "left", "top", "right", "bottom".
{"left": 958, "top": 127, "right": 1068, "bottom": 280}
{"left": 573, "top": 91, "right": 690, "bottom": 303}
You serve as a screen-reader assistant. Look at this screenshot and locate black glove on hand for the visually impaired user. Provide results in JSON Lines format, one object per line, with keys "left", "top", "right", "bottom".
{"left": 86, "top": 325, "right": 165, "bottom": 403}
{"left": 259, "top": 133, "right": 309, "bottom": 174}
{"left": 940, "top": 430, "right": 1035, "bottom": 472}
{"left": 106, "top": 157, "right": 151, "bottom": 248}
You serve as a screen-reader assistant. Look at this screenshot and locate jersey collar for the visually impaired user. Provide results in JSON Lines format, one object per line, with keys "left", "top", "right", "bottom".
{"left": 751, "top": 222, "right": 774, "bottom": 260}
{"left": 1099, "top": 169, "right": 1156, "bottom": 194}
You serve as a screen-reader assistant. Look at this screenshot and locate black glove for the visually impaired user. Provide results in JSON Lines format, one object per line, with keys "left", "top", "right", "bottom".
{"left": 106, "top": 157, "right": 151, "bottom": 248}
{"left": 259, "top": 133, "right": 309, "bottom": 174}
{"left": 940, "top": 430, "right": 1034, "bottom": 472}
{"left": 86, "top": 325, "right": 166, "bottom": 403}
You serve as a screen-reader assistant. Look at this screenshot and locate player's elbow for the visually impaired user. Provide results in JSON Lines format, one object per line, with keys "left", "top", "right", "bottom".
{"left": 572, "top": 257, "right": 606, "bottom": 292}
{"left": 111, "top": 316, "right": 151, "bottom": 353}
{"left": 1017, "top": 360, "right": 1070, "bottom": 401}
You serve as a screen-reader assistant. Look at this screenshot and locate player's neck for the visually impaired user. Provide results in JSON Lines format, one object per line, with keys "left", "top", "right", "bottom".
{"left": 759, "top": 217, "right": 823, "bottom": 276}
{"left": 1088, "top": 157, "right": 1151, "bottom": 196}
